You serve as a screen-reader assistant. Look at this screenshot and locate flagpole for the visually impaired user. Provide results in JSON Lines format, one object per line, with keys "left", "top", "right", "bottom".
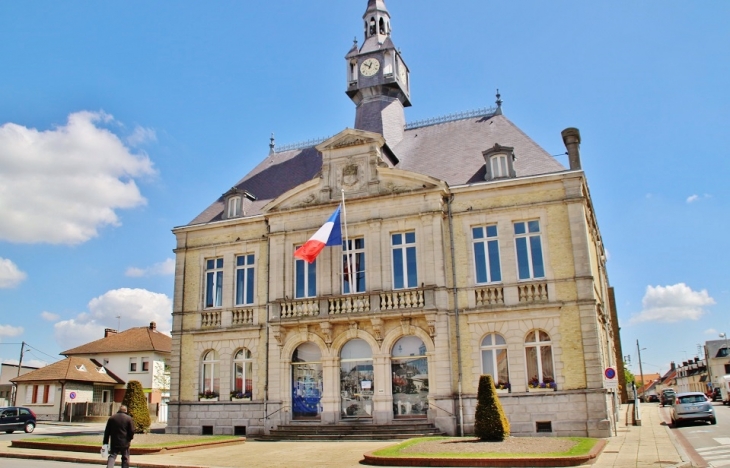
{"left": 341, "top": 190, "right": 354, "bottom": 295}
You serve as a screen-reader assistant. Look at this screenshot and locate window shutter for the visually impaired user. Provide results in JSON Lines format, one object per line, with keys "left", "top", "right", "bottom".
{"left": 48, "top": 386, "right": 55, "bottom": 404}
{"left": 25, "top": 386, "right": 33, "bottom": 404}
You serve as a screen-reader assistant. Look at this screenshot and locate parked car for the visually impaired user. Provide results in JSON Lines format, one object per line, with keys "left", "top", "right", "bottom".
{"left": 0, "top": 406, "right": 37, "bottom": 433}
{"left": 647, "top": 394, "right": 659, "bottom": 403}
{"left": 661, "top": 389, "right": 676, "bottom": 407}
{"left": 713, "top": 387, "right": 722, "bottom": 402}
{"left": 671, "top": 391, "right": 716, "bottom": 427}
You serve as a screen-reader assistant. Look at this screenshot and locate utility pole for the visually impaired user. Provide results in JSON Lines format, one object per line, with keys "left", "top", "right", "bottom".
{"left": 12, "top": 341, "right": 26, "bottom": 406}
{"left": 637, "top": 339, "right": 645, "bottom": 399}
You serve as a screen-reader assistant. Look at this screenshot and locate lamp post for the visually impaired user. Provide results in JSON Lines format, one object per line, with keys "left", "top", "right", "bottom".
{"left": 637, "top": 340, "right": 646, "bottom": 400}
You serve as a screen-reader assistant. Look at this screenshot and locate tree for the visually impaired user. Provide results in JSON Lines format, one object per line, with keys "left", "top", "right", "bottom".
{"left": 473, "top": 374, "right": 510, "bottom": 441}
{"left": 122, "top": 380, "right": 151, "bottom": 433}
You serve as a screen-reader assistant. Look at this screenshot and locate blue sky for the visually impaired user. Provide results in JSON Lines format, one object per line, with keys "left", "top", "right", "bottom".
{"left": 0, "top": 1, "right": 728, "bottom": 379}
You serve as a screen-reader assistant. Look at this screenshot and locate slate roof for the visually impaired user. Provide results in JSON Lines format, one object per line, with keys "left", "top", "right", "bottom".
{"left": 187, "top": 113, "right": 566, "bottom": 226}
{"left": 61, "top": 325, "right": 171, "bottom": 356}
{"left": 10, "top": 357, "right": 122, "bottom": 385}
{"left": 706, "top": 339, "right": 730, "bottom": 359}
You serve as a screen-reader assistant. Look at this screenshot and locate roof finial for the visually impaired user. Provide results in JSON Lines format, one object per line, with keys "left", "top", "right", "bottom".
{"left": 495, "top": 89, "right": 503, "bottom": 115}
{"left": 269, "top": 133, "right": 275, "bottom": 154}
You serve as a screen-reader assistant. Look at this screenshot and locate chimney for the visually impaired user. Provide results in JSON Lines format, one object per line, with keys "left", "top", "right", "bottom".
{"left": 104, "top": 328, "right": 117, "bottom": 338}
{"left": 149, "top": 322, "right": 157, "bottom": 331}
{"left": 670, "top": 361, "right": 676, "bottom": 370}
{"left": 561, "top": 127, "right": 582, "bottom": 170}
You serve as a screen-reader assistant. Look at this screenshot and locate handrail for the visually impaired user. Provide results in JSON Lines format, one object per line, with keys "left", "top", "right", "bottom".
{"left": 260, "top": 405, "right": 290, "bottom": 421}
{"left": 428, "top": 402, "right": 455, "bottom": 417}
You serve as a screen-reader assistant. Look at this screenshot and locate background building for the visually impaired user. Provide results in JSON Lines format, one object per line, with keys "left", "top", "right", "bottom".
{"left": 168, "top": 0, "right": 621, "bottom": 438}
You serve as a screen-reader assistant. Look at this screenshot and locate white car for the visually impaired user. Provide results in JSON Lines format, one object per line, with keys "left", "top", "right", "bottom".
{"left": 671, "top": 391, "right": 717, "bottom": 426}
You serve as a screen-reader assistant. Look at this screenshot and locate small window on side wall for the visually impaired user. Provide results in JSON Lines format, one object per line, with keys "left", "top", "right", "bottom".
{"left": 483, "top": 144, "right": 516, "bottom": 181}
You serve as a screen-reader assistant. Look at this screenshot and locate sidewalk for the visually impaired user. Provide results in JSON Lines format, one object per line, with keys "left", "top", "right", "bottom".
{"left": 0, "top": 404, "right": 691, "bottom": 467}
{"left": 593, "top": 403, "right": 691, "bottom": 468}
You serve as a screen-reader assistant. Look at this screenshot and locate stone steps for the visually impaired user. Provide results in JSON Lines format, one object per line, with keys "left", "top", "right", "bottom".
{"left": 256, "top": 421, "right": 445, "bottom": 441}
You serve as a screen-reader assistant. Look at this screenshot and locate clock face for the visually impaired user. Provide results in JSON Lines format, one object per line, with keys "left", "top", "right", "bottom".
{"left": 360, "top": 58, "right": 380, "bottom": 77}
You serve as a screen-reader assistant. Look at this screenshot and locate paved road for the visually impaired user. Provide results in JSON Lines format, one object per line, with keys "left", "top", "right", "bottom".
{"left": 662, "top": 401, "right": 730, "bottom": 467}
{"left": 0, "top": 423, "right": 105, "bottom": 442}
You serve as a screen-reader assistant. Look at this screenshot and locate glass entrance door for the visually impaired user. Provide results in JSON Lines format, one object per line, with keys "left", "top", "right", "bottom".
{"left": 292, "top": 342, "right": 323, "bottom": 420}
{"left": 392, "top": 336, "right": 429, "bottom": 418}
{"left": 340, "top": 339, "right": 374, "bottom": 419}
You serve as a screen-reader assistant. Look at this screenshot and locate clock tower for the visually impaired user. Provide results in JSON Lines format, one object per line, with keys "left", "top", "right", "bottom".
{"left": 346, "top": 0, "right": 411, "bottom": 147}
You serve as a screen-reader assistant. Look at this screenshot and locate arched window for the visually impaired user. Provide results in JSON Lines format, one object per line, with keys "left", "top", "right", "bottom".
{"left": 391, "top": 336, "right": 428, "bottom": 417}
{"left": 480, "top": 333, "right": 509, "bottom": 389}
{"left": 232, "top": 348, "right": 252, "bottom": 399}
{"left": 292, "top": 342, "right": 323, "bottom": 419}
{"left": 525, "top": 330, "right": 555, "bottom": 389}
{"left": 200, "top": 350, "right": 220, "bottom": 397}
{"left": 379, "top": 18, "right": 386, "bottom": 35}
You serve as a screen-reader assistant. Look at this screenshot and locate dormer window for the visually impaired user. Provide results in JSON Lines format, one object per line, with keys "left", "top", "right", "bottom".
{"left": 483, "top": 143, "right": 516, "bottom": 181}
{"left": 221, "top": 188, "right": 257, "bottom": 220}
{"left": 75, "top": 364, "right": 87, "bottom": 372}
{"left": 227, "top": 197, "right": 242, "bottom": 218}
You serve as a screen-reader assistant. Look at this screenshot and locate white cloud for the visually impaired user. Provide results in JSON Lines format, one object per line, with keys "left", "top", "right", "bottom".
{"left": 0, "top": 111, "right": 156, "bottom": 245}
{"left": 40, "top": 311, "right": 60, "bottom": 322}
{"left": 630, "top": 283, "right": 715, "bottom": 324}
{"left": 686, "top": 194, "right": 699, "bottom": 203}
{"left": 54, "top": 288, "right": 172, "bottom": 350}
{"left": 705, "top": 328, "right": 719, "bottom": 335}
{"left": 125, "top": 258, "right": 175, "bottom": 277}
{"left": 126, "top": 126, "right": 157, "bottom": 147}
{"left": 0, "top": 258, "right": 27, "bottom": 288}
{"left": 0, "top": 324, "right": 24, "bottom": 338}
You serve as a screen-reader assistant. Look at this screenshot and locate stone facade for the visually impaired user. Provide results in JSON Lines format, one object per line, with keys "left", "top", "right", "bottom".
{"left": 167, "top": 0, "right": 620, "bottom": 439}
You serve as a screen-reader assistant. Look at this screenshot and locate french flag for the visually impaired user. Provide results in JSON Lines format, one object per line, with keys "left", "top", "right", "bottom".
{"left": 294, "top": 205, "right": 342, "bottom": 263}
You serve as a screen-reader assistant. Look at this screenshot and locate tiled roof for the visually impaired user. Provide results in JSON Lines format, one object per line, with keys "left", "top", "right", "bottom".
{"left": 186, "top": 114, "right": 566, "bottom": 226}
{"left": 61, "top": 326, "right": 171, "bottom": 356}
{"left": 10, "top": 357, "right": 122, "bottom": 384}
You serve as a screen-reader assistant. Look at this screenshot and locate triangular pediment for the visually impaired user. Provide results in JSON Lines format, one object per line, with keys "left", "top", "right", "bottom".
{"left": 316, "top": 128, "right": 385, "bottom": 152}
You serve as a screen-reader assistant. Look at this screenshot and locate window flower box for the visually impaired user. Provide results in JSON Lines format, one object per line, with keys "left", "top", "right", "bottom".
{"left": 230, "top": 391, "right": 252, "bottom": 401}
{"left": 199, "top": 391, "right": 219, "bottom": 401}
{"left": 495, "top": 382, "right": 511, "bottom": 394}
{"left": 527, "top": 378, "right": 557, "bottom": 392}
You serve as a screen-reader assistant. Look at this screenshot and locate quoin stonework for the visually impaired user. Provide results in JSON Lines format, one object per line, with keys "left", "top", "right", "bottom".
{"left": 167, "top": 0, "right": 623, "bottom": 439}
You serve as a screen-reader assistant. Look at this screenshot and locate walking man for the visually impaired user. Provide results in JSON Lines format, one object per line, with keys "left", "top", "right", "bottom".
{"left": 103, "top": 404, "right": 135, "bottom": 468}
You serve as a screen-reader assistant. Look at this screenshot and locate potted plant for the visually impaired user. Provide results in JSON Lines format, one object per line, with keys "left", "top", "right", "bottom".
{"left": 199, "top": 390, "right": 219, "bottom": 401}
{"left": 528, "top": 376, "right": 557, "bottom": 392}
{"left": 496, "top": 381, "right": 511, "bottom": 393}
{"left": 230, "top": 391, "right": 251, "bottom": 401}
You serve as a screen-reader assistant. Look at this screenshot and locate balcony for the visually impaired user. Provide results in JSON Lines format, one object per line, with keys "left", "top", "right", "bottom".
{"left": 271, "top": 288, "right": 435, "bottom": 321}
{"left": 199, "top": 307, "right": 259, "bottom": 330}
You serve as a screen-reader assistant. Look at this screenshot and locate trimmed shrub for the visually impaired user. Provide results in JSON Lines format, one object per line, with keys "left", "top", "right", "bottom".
{"left": 122, "top": 380, "right": 151, "bottom": 433}
{"left": 473, "top": 374, "right": 510, "bottom": 441}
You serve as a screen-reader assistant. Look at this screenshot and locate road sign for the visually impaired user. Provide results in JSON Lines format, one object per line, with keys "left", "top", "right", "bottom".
{"left": 604, "top": 367, "right": 618, "bottom": 389}
{"left": 69, "top": 391, "right": 77, "bottom": 400}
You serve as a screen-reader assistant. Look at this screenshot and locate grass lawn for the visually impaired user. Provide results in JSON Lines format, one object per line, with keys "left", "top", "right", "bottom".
{"left": 372, "top": 436, "right": 600, "bottom": 459}
{"left": 26, "top": 434, "right": 240, "bottom": 449}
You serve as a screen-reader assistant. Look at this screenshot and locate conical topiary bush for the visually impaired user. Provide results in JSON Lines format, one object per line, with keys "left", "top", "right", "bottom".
{"left": 121, "top": 380, "right": 151, "bottom": 433}
{"left": 473, "top": 374, "right": 510, "bottom": 441}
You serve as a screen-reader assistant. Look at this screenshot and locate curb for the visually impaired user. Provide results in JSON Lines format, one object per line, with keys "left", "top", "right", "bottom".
{"left": 11, "top": 437, "right": 245, "bottom": 455}
{"left": 0, "top": 452, "right": 207, "bottom": 468}
{"left": 362, "top": 439, "right": 607, "bottom": 467}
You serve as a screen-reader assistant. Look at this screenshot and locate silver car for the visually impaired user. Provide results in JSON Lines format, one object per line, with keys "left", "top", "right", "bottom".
{"left": 671, "top": 391, "right": 716, "bottom": 426}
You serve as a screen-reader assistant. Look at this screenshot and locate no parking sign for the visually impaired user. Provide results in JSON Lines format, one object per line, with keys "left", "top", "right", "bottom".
{"left": 604, "top": 367, "right": 618, "bottom": 389}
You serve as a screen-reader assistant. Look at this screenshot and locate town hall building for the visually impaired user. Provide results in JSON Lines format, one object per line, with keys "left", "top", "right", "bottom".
{"left": 167, "top": 0, "right": 622, "bottom": 438}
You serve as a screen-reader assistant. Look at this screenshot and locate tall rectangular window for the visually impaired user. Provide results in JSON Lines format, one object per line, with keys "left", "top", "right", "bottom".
{"left": 32, "top": 385, "right": 39, "bottom": 404}
{"left": 235, "top": 254, "right": 256, "bottom": 305}
{"left": 142, "top": 357, "right": 150, "bottom": 372}
{"left": 392, "top": 232, "right": 417, "bottom": 289}
{"left": 514, "top": 220, "right": 545, "bottom": 280}
{"left": 205, "top": 258, "right": 224, "bottom": 308}
{"left": 295, "top": 248, "right": 316, "bottom": 299}
{"left": 342, "top": 238, "right": 366, "bottom": 294}
{"left": 473, "top": 225, "right": 502, "bottom": 283}
{"left": 129, "top": 357, "right": 137, "bottom": 372}
{"left": 43, "top": 384, "right": 50, "bottom": 404}
{"left": 491, "top": 155, "right": 508, "bottom": 177}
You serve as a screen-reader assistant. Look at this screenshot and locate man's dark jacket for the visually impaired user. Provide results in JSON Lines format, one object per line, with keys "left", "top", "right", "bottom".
{"left": 103, "top": 410, "right": 135, "bottom": 450}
